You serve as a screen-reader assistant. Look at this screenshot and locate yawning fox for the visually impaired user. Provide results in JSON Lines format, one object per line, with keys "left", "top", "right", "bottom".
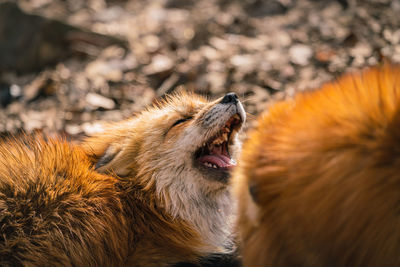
{"left": 0, "top": 91, "right": 245, "bottom": 266}
{"left": 234, "top": 63, "right": 400, "bottom": 267}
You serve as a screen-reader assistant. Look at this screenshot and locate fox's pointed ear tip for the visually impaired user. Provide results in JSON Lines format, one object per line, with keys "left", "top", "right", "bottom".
{"left": 96, "top": 152, "right": 115, "bottom": 170}
{"left": 95, "top": 144, "right": 120, "bottom": 169}
{"left": 92, "top": 143, "right": 132, "bottom": 177}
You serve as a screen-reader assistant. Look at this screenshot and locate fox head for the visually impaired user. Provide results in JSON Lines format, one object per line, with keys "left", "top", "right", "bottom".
{"left": 83, "top": 91, "right": 245, "bottom": 219}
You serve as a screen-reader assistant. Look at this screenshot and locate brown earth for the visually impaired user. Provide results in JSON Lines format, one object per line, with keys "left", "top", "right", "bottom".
{"left": 0, "top": 0, "right": 399, "bottom": 138}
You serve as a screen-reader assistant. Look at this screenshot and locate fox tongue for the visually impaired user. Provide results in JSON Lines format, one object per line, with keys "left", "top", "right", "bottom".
{"left": 198, "top": 146, "right": 235, "bottom": 169}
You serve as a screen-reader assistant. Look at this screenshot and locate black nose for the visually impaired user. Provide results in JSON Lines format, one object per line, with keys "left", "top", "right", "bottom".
{"left": 220, "top": 93, "right": 238, "bottom": 104}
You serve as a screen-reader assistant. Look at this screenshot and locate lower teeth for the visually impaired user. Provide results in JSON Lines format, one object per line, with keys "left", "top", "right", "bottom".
{"left": 204, "top": 162, "right": 218, "bottom": 168}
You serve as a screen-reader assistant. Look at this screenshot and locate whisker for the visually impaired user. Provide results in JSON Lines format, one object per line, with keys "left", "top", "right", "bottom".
{"left": 241, "top": 97, "right": 259, "bottom": 103}
{"left": 245, "top": 112, "right": 257, "bottom": 119}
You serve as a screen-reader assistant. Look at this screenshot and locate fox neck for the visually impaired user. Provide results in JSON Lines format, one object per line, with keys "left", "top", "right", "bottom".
{"left": 153, "top": 168, "right": 235, "bottom": 252}
{"left": 116, "top": 171, "right": 235, "bottom": 255}
{"left": 117, "top": 163, "right": 235, "bottom": 253}
{"left": 181, "top": 188, "right": 235, "bottom": 253}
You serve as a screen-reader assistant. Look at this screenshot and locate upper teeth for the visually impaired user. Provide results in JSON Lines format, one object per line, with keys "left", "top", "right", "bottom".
{"left": 211, "top": 132, "right": 228, "bottom": 146}
{"left": 200, "top": 114, "right": 242, "bottom": 154}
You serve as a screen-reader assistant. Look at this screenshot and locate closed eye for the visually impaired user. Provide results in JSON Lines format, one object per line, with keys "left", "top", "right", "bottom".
{"left": 171, "top": 117, "right": 192, "bottom": 128}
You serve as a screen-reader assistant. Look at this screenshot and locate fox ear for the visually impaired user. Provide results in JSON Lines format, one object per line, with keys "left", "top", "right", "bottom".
{"left": 95, "top": 144, "right": 131, "bottom": 177}
{"left": 95, "top": 145, "right": 119, "bottom": 169}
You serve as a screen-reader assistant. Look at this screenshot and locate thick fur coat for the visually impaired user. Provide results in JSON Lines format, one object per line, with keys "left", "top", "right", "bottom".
{"left": 0, "top": 92, "right": 245, "bottom": 266}
{"left": 234, "top": 63, "right": 400, "bottom": 267}
{"left": 0, "top": 137, "right": 129, "bottom": 266}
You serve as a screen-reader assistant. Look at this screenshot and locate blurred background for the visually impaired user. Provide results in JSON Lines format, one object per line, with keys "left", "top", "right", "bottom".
{"left": 0, "top": 0, "right": 399, "bottom": 138}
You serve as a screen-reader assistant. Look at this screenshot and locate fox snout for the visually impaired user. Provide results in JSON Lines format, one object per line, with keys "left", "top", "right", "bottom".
{"left": 201, "top": 93, "right": 246, "bottom": 130}
{"left": 220, "top": 92, "right": 239, "bottom": 104}
{"left": 189, "top": 93, "right": 246, "bottom": 183}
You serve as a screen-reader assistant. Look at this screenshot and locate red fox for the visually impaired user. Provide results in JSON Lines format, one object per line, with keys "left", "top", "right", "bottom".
{"left": 0, "top": 91, "right": 245, "bottom": 266}
{"left": 233, "top": 63, "right": 400, "bottom": 267}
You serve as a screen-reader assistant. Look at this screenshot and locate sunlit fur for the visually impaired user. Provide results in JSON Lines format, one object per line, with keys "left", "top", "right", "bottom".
{"left": 233, "top": 63, "right": 400, "bottom": 267}
{"left": 83, "top": 91, "right": 244, "bottom": 266}
{"left": 0, "top": 136, "right": 129, "bottom": 266}
{"left": 0, "top": 92, "right": 244, "bottom": 266}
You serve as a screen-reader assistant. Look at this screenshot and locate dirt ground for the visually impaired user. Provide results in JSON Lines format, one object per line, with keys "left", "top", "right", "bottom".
{"left": 0, "top": 0, "right": 399, "bottom": 139}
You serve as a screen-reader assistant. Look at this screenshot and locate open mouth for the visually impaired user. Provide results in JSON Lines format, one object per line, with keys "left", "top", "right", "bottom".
{"left": 194, "top": 114, "right": 243, "bottom": 171}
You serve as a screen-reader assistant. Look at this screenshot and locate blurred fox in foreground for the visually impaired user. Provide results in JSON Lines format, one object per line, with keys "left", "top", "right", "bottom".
{"left": 234, "top": 63, "right": 400, "bottom": 267}
{"left": 0, "top": 91, "right": 245, "bottom": 266}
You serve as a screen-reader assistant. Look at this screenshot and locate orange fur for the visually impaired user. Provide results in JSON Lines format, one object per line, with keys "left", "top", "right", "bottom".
{"left": 0, "top": 91, "right": 245, "bottom": 266}
{"left": 0, "top": 136, "right": 130, "bottom": 266}
{"left": 234, "top": 63, "right": 400, "bottom": 267}
{"left": 82, "top": 92, "right": 243, "bottom": 265}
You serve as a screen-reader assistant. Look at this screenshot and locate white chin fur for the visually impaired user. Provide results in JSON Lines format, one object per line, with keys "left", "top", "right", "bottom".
{"left": 152, "top": 130, "right": 240, "bottom": 253}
